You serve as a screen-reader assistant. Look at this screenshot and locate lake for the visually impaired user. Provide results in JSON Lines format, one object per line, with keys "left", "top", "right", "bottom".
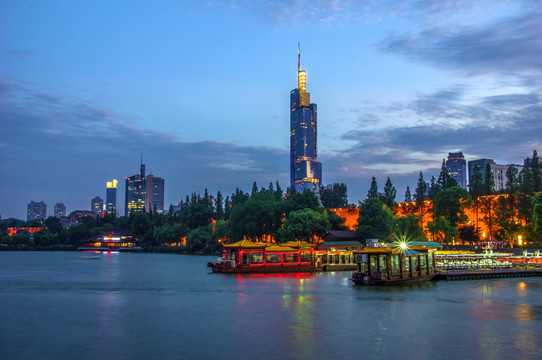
{"left": 1, "top": 251, "right": 541, "bottom": 360}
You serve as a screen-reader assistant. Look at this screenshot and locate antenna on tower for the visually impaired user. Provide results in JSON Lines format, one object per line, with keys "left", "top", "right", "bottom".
{"left": 298, "top": 42, "right": 300, "bottom": 73}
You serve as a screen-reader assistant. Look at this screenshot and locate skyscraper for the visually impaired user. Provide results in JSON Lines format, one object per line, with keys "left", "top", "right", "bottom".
{"left": 125, "top": 162, "right": 146, "bottom": 216}
{"left": 27, "top": 201, "right": 47, "bottom": 221}
{"left": 106, "top": 179, "right": 118, "bottom": 214}
{"left": 91, "top": 196, "right": 104, "bottom": 214}
{"left": 446, "top": 152, "right": 467, "bottom": 189}
{"left": 290, "top": 44, "right": 322, "bottom": 193}
{"left": 145, "top": 174, "right": 165, "bottom": 214}
{"left": 54, "top": 202, "right": 66, "bottom": 217}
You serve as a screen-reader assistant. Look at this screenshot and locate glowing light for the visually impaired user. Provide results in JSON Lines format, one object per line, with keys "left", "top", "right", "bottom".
{"left": 518, "top": 235, "right": 523, "bottom": 246}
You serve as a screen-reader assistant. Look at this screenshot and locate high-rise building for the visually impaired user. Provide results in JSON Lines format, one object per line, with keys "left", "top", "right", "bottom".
{"left": 446, "top": 152, "right": 467, "bottom": 189}
{"left": 145, "top": 174, "right": 165, "bottom": 214}
{"left": 290, "top": 44, "right": 322, "bottom": 193}
{"left": 106, "top": 179, "right": 118, "bottom": 215}
{"left": 27, "top": 201, "right": 47, "bottom": 221}
{"left": 91, "top": 196, "right": 104, "bottom": 214}
{"left": 125, "top": 162, "right": 146, "bottom": 216}
{"left": 468, "top": 158, "right": 522, "bottom": 192}
{"left": 54, "top": 202, "right": 66, "bottom": 217}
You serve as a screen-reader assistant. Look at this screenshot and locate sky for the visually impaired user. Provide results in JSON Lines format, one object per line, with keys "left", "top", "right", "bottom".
{"left": 1, "top": 0, "right": 541, "bottom": 219}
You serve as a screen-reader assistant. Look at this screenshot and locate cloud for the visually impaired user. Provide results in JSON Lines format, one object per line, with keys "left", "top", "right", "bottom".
{"left": 0, "top": 79, "right": 289, "bottom": 219}
{"left": 217, "top": 0, "right": 517, "bottom": 28}
{"left": 379, "top": 9, "right": 542, "bottom": 76}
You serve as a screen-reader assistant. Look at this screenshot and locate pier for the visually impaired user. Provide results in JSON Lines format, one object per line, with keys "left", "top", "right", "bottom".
{"left": 435, "top": 269, "right": 542, "bottom": 281}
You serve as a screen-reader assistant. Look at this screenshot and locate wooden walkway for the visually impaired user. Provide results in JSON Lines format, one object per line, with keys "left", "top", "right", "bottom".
{"left": 435, "top": 269, "right": 542, "bottom": 281}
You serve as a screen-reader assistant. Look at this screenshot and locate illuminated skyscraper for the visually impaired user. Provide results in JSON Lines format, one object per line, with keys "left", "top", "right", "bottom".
{"left": 27, "top": 201, "right": 47, "bottom": 221}
{"left": 91, "top": 196, "right": 104, "bottom": 214}
{"left": 54, "top": 202, "right": 66, "bottom": 217}
{"left": 290, "top": 44, "right": 322, "bottom": 193}
{"left": 125, "top": 162, "right": 146, "bottom": 216}
{"left": 446, "top": 152, "right": 467, "bottom": 189}
{"left": 145, "top": 174, "right": 165, "bottom": 214}
{"left": 106, "top": 179, "right": 118, "bottom": 214}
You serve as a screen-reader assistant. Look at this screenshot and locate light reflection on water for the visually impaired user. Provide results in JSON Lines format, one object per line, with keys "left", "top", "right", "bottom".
{"left": 1, "top": 252, "right": 541, "bottom": 360}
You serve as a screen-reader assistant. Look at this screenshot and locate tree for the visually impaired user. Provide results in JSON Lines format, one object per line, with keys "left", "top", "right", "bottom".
{"left": 367, "top": 176, "right": 379, "bottom": 199}
{"left": 229, "top": 191, "right": 280, "bottom": 241}
{"left": 433, "top": 187, "right": 471, "bottom": 229}
{"left": 356, "top": 197, "right": 394, "bottom": 241}
{"left": 533, "top": 192, "right": 542, "bottom": 236}
{"left": 532, "top": 150, "right": 541, "bottom": 192}
{"left": 215, "top": 191, "right": 224, "bottom": 220}
{"left": 393, "top": 215, "right": 425, "bottom": 243}
{"left": 483, "top": 163, "right": 495, "bottom": 196}
{"left": 437, "top": 159, "right": 457, "bottom": 189}
{"left": 326, "top": 210, "right": 348, "bottom": 231}
{"left": 186, "top": 226, "right": 212, "bottom": 252}
{"left": 131, "top": 212, "right": 152, "bottom": 238}
{"left": 382, "top": 177, "right": 397, "bottom": 208}
{"left": 44, "top": 216, "right": 63, "bottom": 235}
{"left": 251, "top": 181, "right": 259, "bottom": 196}
{"left": 414, "top": 171, "right": 427, "bottom": 218}
{"left": 469, "top": 165, "right": 484, "bottom": 232}
{"left": 320, "top": 183, "right": 348, "bottom": 208}
{"left": 278, "top": 208, "right": 330, "bottom": 243}
{"left": 427, "top": 218, "right": 457, "bottom": 244}
{"left": 404, "top": 186, "right": 412, "bottom": 203}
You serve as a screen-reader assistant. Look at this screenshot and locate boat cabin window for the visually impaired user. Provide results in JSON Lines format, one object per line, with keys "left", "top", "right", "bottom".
{"left": 402, "top": 256, "right": 410, "bottom": 273}
{"left": 300, "top": 252, "right": 311, "bottom": 263}
{"left": 390, "top": 255, "right": 400, "bottom": 276}
{"left": 428, "top": 253, "right": 434, "bottom": 270}
{"left": 412, "top": 256, "right": 419, "bottom": 273}
{"left": 379, "top": 255, "right": 387, "bottom": 271}
{"left": 420, "top": 256, "right": 427, "bottom": 272}
{"left": 266, "top": 253, "right": 281, "bottom": 263}
{"left": 242, "top": 252, "right": 264, "bottom": 265}
{"left": 284, "top": 253, "right": 298, "bottom": 263}
{"left": 370, "top": 255, "right": 378, "bottom": 273}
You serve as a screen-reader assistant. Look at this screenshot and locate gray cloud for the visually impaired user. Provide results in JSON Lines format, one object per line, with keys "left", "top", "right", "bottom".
{"left": 379, "top": 10, "right": 542, "bottom": 76}
{"left": 0, "top": 79, "right": 289, "bottom": 219}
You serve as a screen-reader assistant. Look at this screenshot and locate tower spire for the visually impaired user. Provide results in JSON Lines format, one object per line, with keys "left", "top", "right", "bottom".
{"left": 298, "top": 42, "right": 300, "bottom": 73}
{"left": 297, "top": 43, "right": 306, "bottom": 93}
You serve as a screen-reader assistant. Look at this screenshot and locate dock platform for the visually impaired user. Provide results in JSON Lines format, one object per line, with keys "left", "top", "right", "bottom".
{"left": 436, "top": 269, "right": 542, "bottom": 281}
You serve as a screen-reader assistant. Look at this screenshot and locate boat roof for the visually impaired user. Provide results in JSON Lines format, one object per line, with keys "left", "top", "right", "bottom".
{"left": 223, "top": 239, "right": 268, "bottom": 249}
{"left": 265, "top": 245, "right": 299, "bottom": 252}
{"left": 408, "top": 241, "right": 443, "bottom": 248}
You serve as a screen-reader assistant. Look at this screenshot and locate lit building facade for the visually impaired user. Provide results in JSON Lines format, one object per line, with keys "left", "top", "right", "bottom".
{"left": 125, "top": 162, "right": 146, "bottom": 216}
{"left": 468, "top": 158, "right": 522, "bottom": 192}
{"left": 54, "top": 202, "right": 66, "bottom": 217}
{"left": 145, "top": 174, "right": 165, "bottom": 214}
{"left": 27, "top": 201, "right": 47, "bottom": 221}
{"left": 290, "top": 44, "right": 322, "bottom": 193}
{"left": 91, "top": 196, "right": 104, "bottom": 214}
{"left": 446, "top": 152, "right": 467, "bottom": 189}
{"left": 106, "top": 179, "right": 118, "bottom": 214}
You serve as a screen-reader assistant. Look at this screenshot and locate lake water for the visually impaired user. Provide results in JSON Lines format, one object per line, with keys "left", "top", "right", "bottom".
{"left": 1, "top": 251, "right": 541, "bottom": 360}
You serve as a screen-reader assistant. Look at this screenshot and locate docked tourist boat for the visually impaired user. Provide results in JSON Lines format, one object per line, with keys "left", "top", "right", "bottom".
{"left": 351, "top": 241, "right": 442, "bottom": 285}
{"left": 207, "top": 239, "right": 324, "bottom": 273}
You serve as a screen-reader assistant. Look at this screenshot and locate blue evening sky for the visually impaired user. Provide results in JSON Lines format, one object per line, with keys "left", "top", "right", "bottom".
{"left": 1, "top": 0, "right": 541, "bottom": 219}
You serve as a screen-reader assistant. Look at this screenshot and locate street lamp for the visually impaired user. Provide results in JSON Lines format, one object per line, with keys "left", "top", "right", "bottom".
{"left": 518, "top": 235, "right": 523, "bottom": 246}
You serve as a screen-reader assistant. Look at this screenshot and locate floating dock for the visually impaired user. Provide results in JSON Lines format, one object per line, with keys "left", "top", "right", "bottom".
{"left": 436, "top": 269, "right": 542, "bottom": 281}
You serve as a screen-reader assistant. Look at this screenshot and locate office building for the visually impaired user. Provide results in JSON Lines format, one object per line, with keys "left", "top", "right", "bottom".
{"left": 468, "top": 158, "right": 522, "bottom": 192}
{"left": 27, "top": 201, "right": 47, "bottom": 221}
{"left": 446, "top": 152, "right": 467, "bottom": 189}
{"left": 106, "top": 179, "right": 118, "bottom": 214}
{"left": 145, "top": 174, "right": 165, "bottom": 214}
{"left": 125, "top": 162, "right": 146, "bottom": 216}
{"left": 54, "top": 202, "right": 66, "bottom": 217}
{"left": 290, "top": 44, "right": 322, "bottom": 193}
{"left": 91, "top": 196, "right": 104, "bottom": 214}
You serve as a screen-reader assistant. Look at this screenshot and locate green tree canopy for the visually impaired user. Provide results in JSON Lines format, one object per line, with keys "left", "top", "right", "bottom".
{"left": 356, "top": 197, "right": 394, "bottom": 241}
{"left": 278, "top": 208, "right": 330, "bottom": 243}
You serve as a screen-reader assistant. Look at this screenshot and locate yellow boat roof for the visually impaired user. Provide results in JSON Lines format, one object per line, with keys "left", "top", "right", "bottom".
{"left": 223, "top": 239, "right": 268, "bottom": 249}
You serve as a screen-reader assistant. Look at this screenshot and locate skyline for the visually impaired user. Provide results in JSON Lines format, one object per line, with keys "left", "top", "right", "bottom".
{"left": 1, "top": 0, "right": 541, "bottom": 219}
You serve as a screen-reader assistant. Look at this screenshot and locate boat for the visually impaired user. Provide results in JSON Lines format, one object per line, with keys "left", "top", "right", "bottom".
{"left": 351, "top": 241, "right": 442, "bottom": 285}
{"left": 207, "top": 239, "right": 324, "bottom": 273}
